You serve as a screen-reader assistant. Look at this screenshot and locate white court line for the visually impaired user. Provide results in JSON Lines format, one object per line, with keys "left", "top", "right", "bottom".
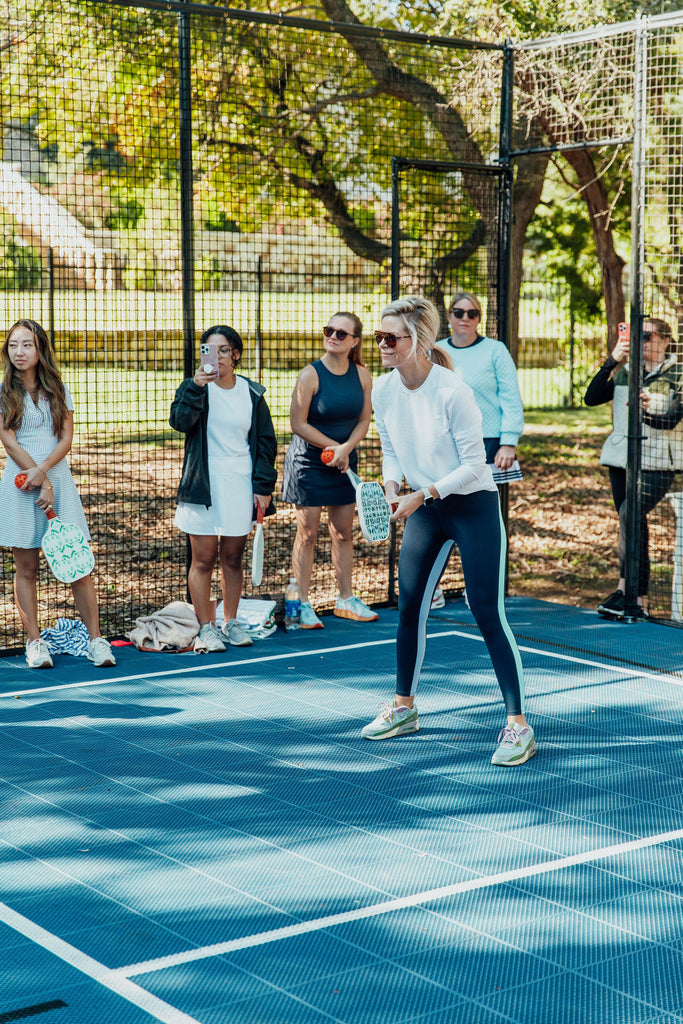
{"left": 0, "top": 901, "right": 202, "bottom": 1024}
{"left": 118, "top": 826, "right": 683, "bottom": 978}
{"left": 2, "top": 628, "right": 681, "bottom": 701}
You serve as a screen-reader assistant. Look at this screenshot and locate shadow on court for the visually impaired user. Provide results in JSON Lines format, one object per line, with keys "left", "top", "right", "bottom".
{"left": 2, "top": 596, "right": 683, "bottom": 1023}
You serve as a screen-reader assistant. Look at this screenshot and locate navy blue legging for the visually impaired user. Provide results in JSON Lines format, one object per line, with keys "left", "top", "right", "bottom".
{"left": 396, "top": 489, "right": 525, "bottom": 715}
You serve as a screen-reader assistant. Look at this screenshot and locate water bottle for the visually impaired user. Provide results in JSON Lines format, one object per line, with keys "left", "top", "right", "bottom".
{"left": 284, "top": 577, "right": 302, "bottom": 631}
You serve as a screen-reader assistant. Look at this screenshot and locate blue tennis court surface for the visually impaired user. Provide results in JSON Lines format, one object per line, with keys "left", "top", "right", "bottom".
{"left": 2, "top": 595, "right": 683, "bottom": 1024}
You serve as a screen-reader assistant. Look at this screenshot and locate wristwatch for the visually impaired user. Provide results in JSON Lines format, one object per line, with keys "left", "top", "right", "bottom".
{"left": 421, "top": 486, "right": 435, "bottom": 506}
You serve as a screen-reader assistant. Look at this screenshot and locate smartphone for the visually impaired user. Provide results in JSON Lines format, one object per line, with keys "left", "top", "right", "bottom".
{"left": 200, "top": 342, "right": 219, "bottom": 376}
{"left": 618, "top": 322, "right": 629, "bottom": 341}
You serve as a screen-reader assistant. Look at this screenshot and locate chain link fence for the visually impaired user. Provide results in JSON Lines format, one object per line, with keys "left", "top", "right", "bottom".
{"left": 3, "top": 3, "right": 683, "bottom": 648}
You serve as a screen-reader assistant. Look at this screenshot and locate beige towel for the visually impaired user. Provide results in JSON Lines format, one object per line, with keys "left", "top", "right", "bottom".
{"left": 126, "top": 601, "right": 199, "bottom": 651}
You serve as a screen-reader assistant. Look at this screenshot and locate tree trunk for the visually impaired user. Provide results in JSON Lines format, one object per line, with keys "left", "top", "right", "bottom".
{"left": 562, "top": 148, "right": 626, "bottom": 352}
{"left": 509, "top": 150, "right": 550, "bottom": 364}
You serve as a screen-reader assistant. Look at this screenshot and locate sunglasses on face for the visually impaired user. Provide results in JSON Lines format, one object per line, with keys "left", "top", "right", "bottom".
{"left": 450, "top": 308, "right": 480, "bottom": 320}
{"left": 374, "top": 330, "right": 412, "bottom": 348}
{"left": 323, "top": 326, "right": 355, "bottom": 341}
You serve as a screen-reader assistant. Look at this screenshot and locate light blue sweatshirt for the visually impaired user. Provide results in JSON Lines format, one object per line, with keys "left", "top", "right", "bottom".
{"left": 435, "top": 334, "right": 524, "bottom": 446}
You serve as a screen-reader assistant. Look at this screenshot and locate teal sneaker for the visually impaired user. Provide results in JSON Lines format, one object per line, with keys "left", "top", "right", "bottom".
{"left": 361, "top": 701, "right": 418, "bottom": 740}
{"left": 491, "top": 723, "right": 536, "bottom": 766}
{"left": 300, "top": 601, "right": 324, "bottom": 629}
{"left": 334, "top": 594, "right": 378, "bottom": 622}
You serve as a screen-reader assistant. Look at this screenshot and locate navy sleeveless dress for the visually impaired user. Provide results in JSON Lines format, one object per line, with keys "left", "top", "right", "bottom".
{"left": 282, "top": 358, "right": 364, "bottom": 506}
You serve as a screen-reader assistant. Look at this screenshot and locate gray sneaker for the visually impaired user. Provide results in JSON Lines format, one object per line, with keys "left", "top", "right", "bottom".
{"left": 491, "top": 723, "right": 536, "bottom": 765}
{"left": 221, "top": 619, "right": 253, "bottom": 647}
{"left": 25, "top": 638, "right": 53, "bottom": 669}
{"left": 361, "top": 701, "right": 419, "bottom": 740}
{"left": 196, "top": 623, "right": 226, "bottom": 652}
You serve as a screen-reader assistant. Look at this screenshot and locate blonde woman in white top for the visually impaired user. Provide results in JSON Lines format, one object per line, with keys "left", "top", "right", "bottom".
{"left": 362, "top": 297, "right": 534, "bottom": 766}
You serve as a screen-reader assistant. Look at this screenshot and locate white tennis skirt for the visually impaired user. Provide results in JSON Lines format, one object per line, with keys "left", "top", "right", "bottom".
{"left": 174, "top": 459, "right": 254, "bottom": 537}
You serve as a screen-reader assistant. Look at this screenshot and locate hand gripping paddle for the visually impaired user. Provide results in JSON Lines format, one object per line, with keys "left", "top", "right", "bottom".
{"left": 251, "top": 503, "right": 264, "bottom": 586}
{"left": 321, "top": 449, "right": 390, "bottom": 543}
{"left": 15, "top": 473, "right": 95, "bottom": 583}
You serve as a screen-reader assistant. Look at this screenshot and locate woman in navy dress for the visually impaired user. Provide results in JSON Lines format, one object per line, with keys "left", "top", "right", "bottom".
{"left": 282, "top": 312, "right": 376, "bottom": 628}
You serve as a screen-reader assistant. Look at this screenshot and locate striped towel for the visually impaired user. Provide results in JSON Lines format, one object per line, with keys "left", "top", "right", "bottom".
{"left": 41, "top": 618, "right": 90, "bottom": 657}
{"left": 491, "top": 460, "right": 523, "bottom": 485}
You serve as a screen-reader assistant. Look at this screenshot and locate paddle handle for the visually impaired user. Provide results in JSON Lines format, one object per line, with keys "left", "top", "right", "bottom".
{"left": 321, "top": 448, "right": 395, "bottom": 507}
{"left": 256, "top": 503, "right": 264, "bottom": 525}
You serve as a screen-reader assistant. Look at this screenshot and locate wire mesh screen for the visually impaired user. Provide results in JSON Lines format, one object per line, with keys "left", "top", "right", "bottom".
{"left": 513, "top": 26, "right": 636, "bottom": 152}
{"left": 0, "top": 1, "right": 186, "bottom": 651}
{"left": 0, "top": 0, "right": 505, "bottom": 651}
{"left": 393, "top": 161, "right": 507, "bottom": 596}
{"left": 514, "top": 15, "right": 683, "bottom": 627}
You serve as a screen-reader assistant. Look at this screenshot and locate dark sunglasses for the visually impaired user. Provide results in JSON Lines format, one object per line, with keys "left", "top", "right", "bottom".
{"left": 374, "top": 330, "right": 411, "bottom": 348}
{"left": 323, "top": 326, "right": 354, "bottom": 341}
{"left": 642, "top": 331, "right": 661, "bottom": 341}
{"left": 450, "top": 308, "right": 480, "bottom": 320}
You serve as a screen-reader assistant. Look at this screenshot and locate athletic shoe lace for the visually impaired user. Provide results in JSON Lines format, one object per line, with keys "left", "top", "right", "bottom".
{"left": 497, "top": 725, "right": 521, "bottom": 747}
{"left": 376, "top": 701, "right": 395, "bottom": 722}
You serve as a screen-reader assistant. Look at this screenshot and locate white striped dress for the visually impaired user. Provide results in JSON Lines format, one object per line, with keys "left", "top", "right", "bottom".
{"left": 0, "top": 384, "right": 91, "bottom": 549}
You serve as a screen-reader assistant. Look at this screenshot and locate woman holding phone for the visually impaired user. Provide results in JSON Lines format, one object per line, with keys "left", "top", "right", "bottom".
{"left": 170, "top": 325, "right": 277, "bottom": 651}
{"left": 585, "top": 317, "right": 683, "bottom": 619}
{"left": 363, "top": 296, "right": 534, "bottom": 766}
{"left": 282, "top": 312, "right": 376, "bottom": 628}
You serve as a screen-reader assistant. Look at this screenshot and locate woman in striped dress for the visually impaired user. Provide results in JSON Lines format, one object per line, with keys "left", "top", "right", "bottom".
{"left": 0, "top": 319, "right": 115, "bottom": 669}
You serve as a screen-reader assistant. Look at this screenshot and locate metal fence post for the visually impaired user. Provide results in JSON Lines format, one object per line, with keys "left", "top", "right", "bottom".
{"left": 387, "top": 158, "right": 402, "bottom": 605}
{"left": 178, "top": 1, "right": 196, "bottom": 590}
{"left": 47, "top": 246, "right": 55, "bottom": 348}
{"left": 624, "top": 17, "right": 647, "bottom": 623}
{"left": 178, "top": 0, "right": 195, "bottom": 382}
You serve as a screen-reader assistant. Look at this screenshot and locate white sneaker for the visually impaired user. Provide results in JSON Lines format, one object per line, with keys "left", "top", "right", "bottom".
{"left": 26, "top": 638, "right": 53, "bottom": 669}
{"left": 221, "top": 619, "right": 253, "bottom": 647}
{"left": 431, "top": 587, "right": 445, "bottom": 610}
{"left": 86, "top": 636, "right": 116, "bottom": 667}
{"left": 195, "top": 623, "right": 226, "bottom": 652}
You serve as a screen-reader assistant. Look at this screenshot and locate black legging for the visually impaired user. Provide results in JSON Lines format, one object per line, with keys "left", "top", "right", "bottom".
{"left": 608, "top": 466, "right": 675, "bottom": 596}
{"left": 396, "top": 489, "right": 525, "bottom": 715}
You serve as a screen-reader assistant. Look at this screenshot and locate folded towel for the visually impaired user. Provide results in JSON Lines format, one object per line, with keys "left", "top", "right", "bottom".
{"left": 216, "top": 598, "right": 277, "bottom": 638}
{"left": 126, "top": 601, "right": 199, "bottom": 651}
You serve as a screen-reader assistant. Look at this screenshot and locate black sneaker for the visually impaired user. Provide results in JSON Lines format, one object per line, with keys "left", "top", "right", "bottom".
{"left": 597, "top": 589, "right": 625, "bottom": 618}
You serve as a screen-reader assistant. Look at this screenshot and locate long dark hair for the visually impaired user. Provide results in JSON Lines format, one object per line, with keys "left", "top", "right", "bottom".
{"left": 1, "top": 319, "right": 68, "bottom": 435}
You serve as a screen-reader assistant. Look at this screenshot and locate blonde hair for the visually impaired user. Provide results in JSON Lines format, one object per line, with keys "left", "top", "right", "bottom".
{"left": 448, "top": 291, "right": 483, "bottom": 318}
{"left": 381, "top": 296, "right": 453, "bottom": 370}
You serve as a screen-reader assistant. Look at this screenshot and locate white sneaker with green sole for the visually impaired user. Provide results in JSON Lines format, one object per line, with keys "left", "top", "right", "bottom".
{"left": 361, "top": 701, "right": 418, "bottom": 740}
{"left": 491, "top": 723, "right": 536, "bottom": 765}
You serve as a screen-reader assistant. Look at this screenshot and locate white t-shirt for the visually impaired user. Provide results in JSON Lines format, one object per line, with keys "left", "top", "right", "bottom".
{"left": 372, "top": 364, "right": 496, "bottom": 497}
{"left": 206, "top": 376, "right": 252, "bottom": 466}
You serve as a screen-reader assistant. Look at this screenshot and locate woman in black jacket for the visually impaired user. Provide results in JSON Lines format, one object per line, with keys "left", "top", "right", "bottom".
{"left": 170, "top": 325, "right": 277, "bottom": 651}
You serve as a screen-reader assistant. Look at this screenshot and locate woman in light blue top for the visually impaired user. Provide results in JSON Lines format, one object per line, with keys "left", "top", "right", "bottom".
{"left": 435, "top": 292, "right": 524, "bottom": 472}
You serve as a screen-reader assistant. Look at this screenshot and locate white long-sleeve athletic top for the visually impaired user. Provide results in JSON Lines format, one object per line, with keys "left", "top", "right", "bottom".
{"left": 372, "top": 364, "right": 496, "bottom": 497}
